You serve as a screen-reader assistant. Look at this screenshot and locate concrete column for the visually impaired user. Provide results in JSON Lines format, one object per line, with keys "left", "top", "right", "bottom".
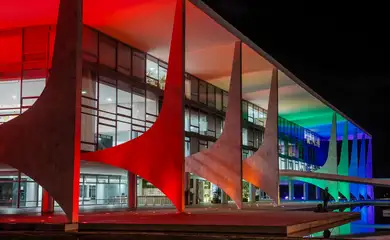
{"left": 184, "top": 173, "right": 190, "bottom": 205}
{"left": 303, "top": 183, "right": 309, "bottom": 200}
{"left": 288, "top": 180, "right": 294, "bottom": 200}
{"left": 127, "top": 172, "right": 137, "bottom": 209}
{"left": 41, "top": 188, "right": 54, "bottom": 214}
{"left": 249, "top": 184, "right": 256, "bottom": 202}
{"left": 192, "top": 179, "right": 198, "bottom": 205}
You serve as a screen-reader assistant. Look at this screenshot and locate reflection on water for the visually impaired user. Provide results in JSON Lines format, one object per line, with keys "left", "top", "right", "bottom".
{"left": 308, "top": 205, "right": 390, "bottom": 238}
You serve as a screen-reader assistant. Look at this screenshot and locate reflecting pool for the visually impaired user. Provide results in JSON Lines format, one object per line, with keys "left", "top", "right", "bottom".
{"left": 308, "top": 205, "right": 390, "bottom": 238}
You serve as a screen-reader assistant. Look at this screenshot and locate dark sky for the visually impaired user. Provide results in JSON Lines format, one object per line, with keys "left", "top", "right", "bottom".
{"left": 202, "top": 1, "right": 389, "bottom": 181}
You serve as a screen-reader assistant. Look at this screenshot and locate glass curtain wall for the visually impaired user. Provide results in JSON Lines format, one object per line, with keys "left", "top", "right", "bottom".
{"left": 0, "top": 168, "right": 42, "bottom": 208}
{"left": 278, "top": 117, "right": 321, "bottom": 172}
{"left": 79, "top": 174, "right": 128, "bottom": 206}
{"left": 0, "top": 26, "right": 53, "bottom": 125}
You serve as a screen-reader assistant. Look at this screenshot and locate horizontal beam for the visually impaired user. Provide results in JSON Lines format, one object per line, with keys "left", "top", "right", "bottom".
{"left": 280, "top": 170, "right": 390, "bottom": 188}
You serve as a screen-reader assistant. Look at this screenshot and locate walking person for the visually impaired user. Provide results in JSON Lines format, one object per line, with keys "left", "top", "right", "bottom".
{"left": 323, "top": 187, "right": 330, "bottom": 211}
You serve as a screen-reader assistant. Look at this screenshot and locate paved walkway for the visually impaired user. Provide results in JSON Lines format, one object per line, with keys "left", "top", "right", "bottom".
{"left": 0, "top": 200, "right": 373, "bottom": 216}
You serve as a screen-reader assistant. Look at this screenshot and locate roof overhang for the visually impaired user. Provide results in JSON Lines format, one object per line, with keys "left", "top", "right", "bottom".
{"left": 0, "top": 0, "right": 371, "bottom": 139}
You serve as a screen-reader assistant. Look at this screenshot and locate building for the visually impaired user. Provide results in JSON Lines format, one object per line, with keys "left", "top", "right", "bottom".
{"left": 0, "top": 0, "right": 372, "bottom": 222}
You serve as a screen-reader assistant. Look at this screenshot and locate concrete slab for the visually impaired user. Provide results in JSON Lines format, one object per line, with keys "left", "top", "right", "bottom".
{"left": 0, "top": 208, "right": 360, "bottom": 237}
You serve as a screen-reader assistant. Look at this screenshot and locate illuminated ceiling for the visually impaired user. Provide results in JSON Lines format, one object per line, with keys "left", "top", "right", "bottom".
{"left": 0, "top": 0, "right": 369, "bottom": 139}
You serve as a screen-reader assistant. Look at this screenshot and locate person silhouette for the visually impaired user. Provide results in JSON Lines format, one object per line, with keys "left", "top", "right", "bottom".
{"left": 323, "top": 187, "right": 330, "bottom": 211}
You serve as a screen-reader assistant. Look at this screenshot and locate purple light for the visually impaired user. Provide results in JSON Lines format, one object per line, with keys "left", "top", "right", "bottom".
{"left": 301, "top": 197, "right": 305, "bottom": 200}
{"left": 284, "top": 196, "right": 288, "bottom": 200}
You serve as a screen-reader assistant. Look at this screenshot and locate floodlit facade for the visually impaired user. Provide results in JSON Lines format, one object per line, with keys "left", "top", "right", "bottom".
{"left": 0, "top": 0, "right": 372, "bottom": 222}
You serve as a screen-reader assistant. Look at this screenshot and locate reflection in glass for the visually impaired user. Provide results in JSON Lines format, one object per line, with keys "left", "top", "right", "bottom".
{"left": 199, "top": 112, "right": 207, "bottom": 135}
{"left": 190, "top": 109, "right": 199, "bottom": 133}
{"left": 132, "top": 51, "right": 146, "bottom": 80}
{"left": 99, "top": 35, "right": 116, "bottom": 68}
{"left": 199, "top": 81, "right": 207, "bottom": 104}
{"left": 146, "top": 56, "right": 158, "bottom": 79}
{"left": 185, "top": 76, "right": 191, "bottom": 99}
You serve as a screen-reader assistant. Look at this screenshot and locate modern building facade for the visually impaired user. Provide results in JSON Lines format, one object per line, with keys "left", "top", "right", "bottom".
{"left": 0, "top": 0, "right": 372, "bottom": 222}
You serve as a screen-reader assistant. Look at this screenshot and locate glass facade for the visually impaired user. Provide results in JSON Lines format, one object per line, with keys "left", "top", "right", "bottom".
{"left": 278, "top": 117, "right": 322, "bottom": 171}
{"left": 0, "top": 167, "right": 42, "bottom": 208}
{"left": 79, "top": 174, "right": 128, "bottom": 206}
{"left": 0, "top": 26, "right": 54, "bottom": 124}
{"left": 0, "top": 25, "right": 327, "bottom": 208}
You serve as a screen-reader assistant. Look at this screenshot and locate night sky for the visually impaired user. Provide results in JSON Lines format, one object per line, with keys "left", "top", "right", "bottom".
{"left": 203, "top": 0, "right": 389, "bottom": 193}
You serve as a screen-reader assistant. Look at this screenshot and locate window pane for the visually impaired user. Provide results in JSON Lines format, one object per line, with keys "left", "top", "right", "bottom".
{"left": 216, "top": 89, "right": 222, "bottom": 111}
{"left": 82, "top": 69, "right": 98, "bottom": 100}
{"left": 242, "top": 101, "right": 248, "bottom": 121}
{"left": 109, "top": 176, "right": 120, "bottom": 184}
{"left": 199, "top": 81, "right": 207, "bottom": 104}
{"left": 199, "top": 112, "right": 207, "bottom": 135}
{"left": 23, "top": 26, "right": 49, "bottom": 71}
{"left": 158, "top": 65, "right": 167, "bottom": 90}
{"left": 85, "top": 175, "right": 97, "bottom": 183}
{"left": 146, "top": 90, "right": 157, "bottom": 115}
{"left": 0, "top": 29, "right": 22, "bottom": 75}
{"left": 216, "top": 118, "right": 223, "bottom": 138}
{"left": 242, "top": 128, "right": 248, "bottom": 146}
{"left": 0, "top": 80, "right": 21, "bottom": 115}
{"left": 117, "top": 85, "right": 131, "bottom": 111}
{"left": 248, "top": 103, "right": 254, "bottom": 123}
{"left": 191, "top": 77, "right": 198, "bottom": 102}
{"left": 248, "top": 128, "right": 254, "bottom": 147}
{"left": 22, "top": 78, "right": 45, "bottom": 98}
{"left": 207, "top": 114, "right": 215, "bottom": 137}
{"left": 81, "top": 113, "right": 97, "bottom": 145}
{"left": 98, "top": 124, "right": 116, "bottom": 149}
{"left": 185, "top": 140, "right": 190, "bottom": 157}
{"left": 190, "top": 109, "right": 199, "bottom": 133}
{"left": 185, "top": 108, "right": 190, "bottom": 131}
{"left": 146, "top": 56, "right": 158, "bottom": 79}
{"left": 99, "top": 34, "right": 116, "bottom": 69}
{"left": 185, "top": 76, "right": 191, "bottom": 99}
{"left": 132, "top": 89, "right": 145, "bottom": 121}
{"left": 117, "top": 121, "right": 131, "bottom": 145}
{"left": 99, "top": 81, "right": 116, "bottom": 114}
{"left": 117, "top": 42, "right": 131, "bottom": 76}
{"left": 207, "top": 84, "right": 215, "bottom": 108}
{"left": 223, "top": 92, "right": 228, "bottom": 111}
{"left": 132, "top": 51, "right": 145, "bottom": 80}
{"left": 82, "top": 27, "right": 98, "bottom": 62}
{"left": 190, "top": 137, "right": 199, "bottom": 154}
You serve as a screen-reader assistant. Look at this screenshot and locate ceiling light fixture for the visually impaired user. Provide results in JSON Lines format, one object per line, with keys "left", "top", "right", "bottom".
{"left": 107, "top": 98, "right": 112, "bottom": 102}
{"left": 81, "top": 90, "right": 87, "bottom": 95}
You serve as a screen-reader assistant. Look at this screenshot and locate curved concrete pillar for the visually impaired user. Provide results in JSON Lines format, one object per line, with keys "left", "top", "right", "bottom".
{"left": 243, "top": 68, "right": 280, "bottom": 205}
{"left": 315, "top": 112, "right": 339, "bottom": 201}
{"left": 349, "top": 129, "right": 359, "bottom": 199}
{"left": 366, "top": 138, "right": 374, "bottom": 199}
{"left": 185, "top": 41, "right": 243, "bottom": 209}
{"left": 338, "top": 121, "right": 350, "bottom": 200}
{"left": 81, "top": 0, "right": 186, "bottom": 212}
{"left": 358, "top": 135, "right": 367, "bottom": 199}
{"left": 292, "top": 113, "right": 339, "bottom": 201}
{"left": 0, "top": 0, "right": 82, "bottom": 222}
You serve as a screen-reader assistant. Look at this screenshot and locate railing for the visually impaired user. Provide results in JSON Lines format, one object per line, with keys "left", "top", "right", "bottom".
{"left": 137, "top": 196, "right": 172, "bottom": 207}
